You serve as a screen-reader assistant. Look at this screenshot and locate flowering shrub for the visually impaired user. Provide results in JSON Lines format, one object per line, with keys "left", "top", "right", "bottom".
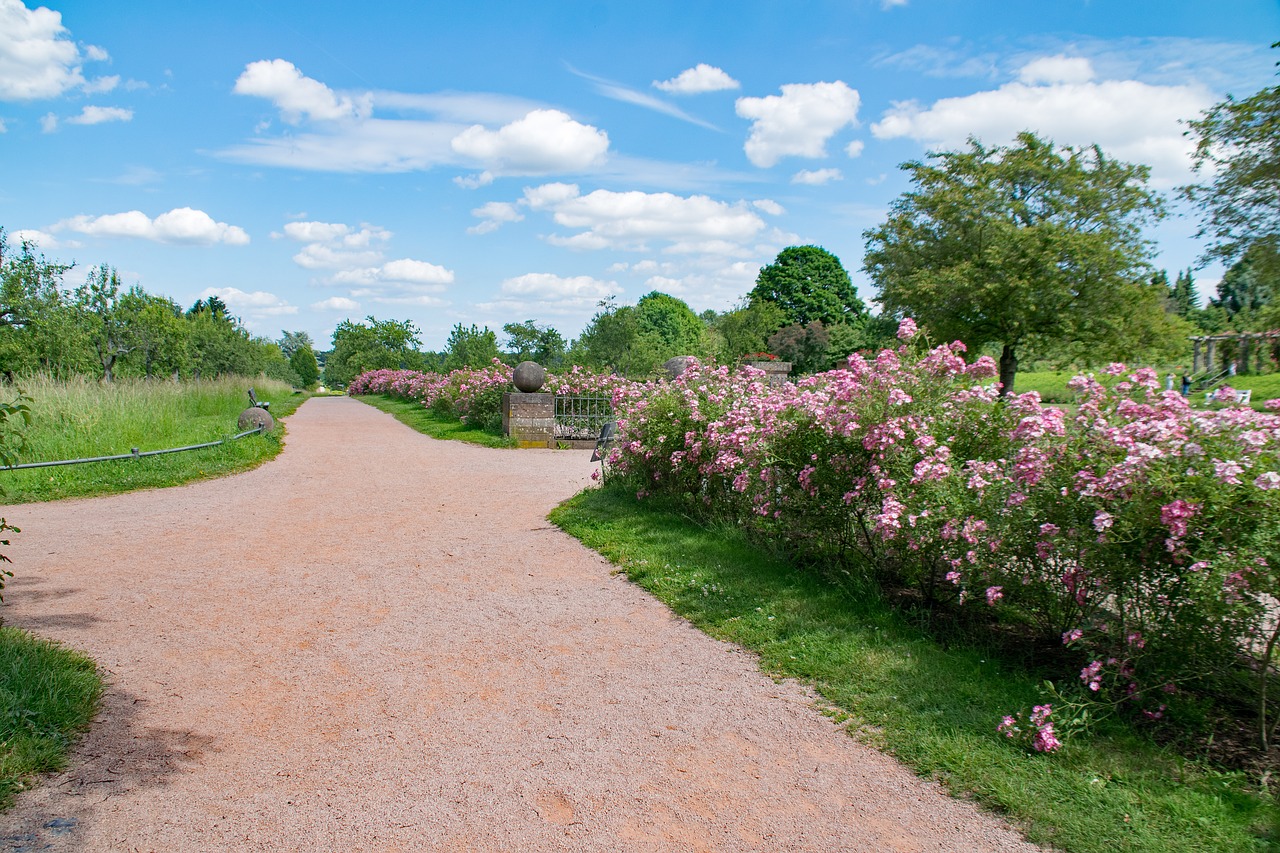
{"left": 607, "top": 321, "right": 1280, "bottom": 749}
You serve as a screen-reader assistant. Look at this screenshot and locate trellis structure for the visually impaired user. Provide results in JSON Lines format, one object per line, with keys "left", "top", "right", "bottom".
{"left": 1190, "top": 330, "right": 1280, "bottom": 376}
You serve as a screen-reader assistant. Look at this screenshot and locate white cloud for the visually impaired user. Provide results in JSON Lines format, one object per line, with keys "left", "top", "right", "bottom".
{"left": 475, "top": 272, "right": 622, "bottom": 317}
{"left": 1018, "top": 55, "right": 1095, "bottom": 85}
{"left": 454, "top": 171, "right": 494, "bottom": 189}
{"left": 792, "top": 168, "right": 843, "bottom": 185}
{"left": 0, "top": 0, "right": 109, "bottom": 101}
{"left": 233, "top": 59, "right": 371, "bottom": 124}
{"left": 752, "top": 199, "right": 785, "bottom": 216}
{"left": 39, "top": 112, "right": 57, "bottom": 132}
{"left": 65, "top": 105, "right": 133, "bottom": 125}
{"left": 870, "top": 56, "right": 1215, "bottom": 185}
{"left": 283, "top": 220, "right": 351, "bottom": 243}
{"left": 311, "top": 296, "right": 360, "bottom": 312}
{"left": 54, "top": 207, "right": 250, "bottom": 245}
{"left": 0, "top": 118, "right": 6, "bottom": 132}
{"left": 523, "top": 183, "right": 767, "bottom": 253}
{"left": 200, "top": 287, "right": 297, "bottom": 316}
{"left": 9, "top": 228, "right": 59, "bottom": 248}
{"left": 882, "top": 0, "right": 908, "bottom": 8}
{"left": 451, "top": 109, "right": 609, "bottom": 174}
{"left": 467, "top": 201, "right": 524, "bottom": 235}
{"left": 292, "top": 243, "right": 383, "bottom": 270}
{"left": 735, "top": 81, "right": 861, "bottom": 168}
{"left": 845, "top": 139, "right": 865, "bottom": 158}
{"left": 654, "top": 64, "right": 740, "bottom": 94}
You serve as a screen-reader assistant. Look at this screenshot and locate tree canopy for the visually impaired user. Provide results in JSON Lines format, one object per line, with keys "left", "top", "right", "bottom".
{"left": 749, "top": 245, "right": 865, "bottom": 327}
{"left": 325, "top": 317, "right": 424, "bottom": 387}
{"left": 1181, "top": 43, "right": 1280, "bottom": 280}
{"left": 863, "top": 132, "right": 1170, "bottom": 394}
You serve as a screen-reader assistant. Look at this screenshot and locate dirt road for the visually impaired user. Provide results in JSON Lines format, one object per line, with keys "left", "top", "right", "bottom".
{"left": 1, "top": 396, "right": 1039, "bottom": 851}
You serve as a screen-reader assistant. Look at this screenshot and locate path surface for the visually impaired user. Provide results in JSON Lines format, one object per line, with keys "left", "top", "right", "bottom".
{"left": 0, "top": 396, "right": 1040, "bottom": 852}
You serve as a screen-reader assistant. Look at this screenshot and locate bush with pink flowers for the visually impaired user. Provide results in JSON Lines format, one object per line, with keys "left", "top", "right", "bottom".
{"left": 606, "top": 321, "right": 1280, "bottom": 748}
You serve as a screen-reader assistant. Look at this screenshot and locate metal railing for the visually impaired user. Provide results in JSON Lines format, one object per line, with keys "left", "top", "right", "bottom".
{"left": 554, "top": 394, "right": 612, "bottom": 440}
{"left": 1, "top": 425, "right": 265, "bottom": 471}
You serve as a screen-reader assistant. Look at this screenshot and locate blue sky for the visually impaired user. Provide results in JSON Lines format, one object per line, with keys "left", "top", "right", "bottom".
{"left": 1, "top": 1, "right": 1277, "bottom": 351}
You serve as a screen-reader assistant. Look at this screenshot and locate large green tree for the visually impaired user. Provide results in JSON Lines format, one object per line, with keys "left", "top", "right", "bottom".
{"left": 444, "top": 323, "right": 500, "bottom": 370}
{"left": 863, "top": 132, "right": 1168, "bottom": 394}
{"left": 634, "top": 291, "right": 707, "bottom": 357}
{"left": 325, "top": 317, "right": 424, "bottom": 387}
{"left": 1181, "top": 43, "right": 1280, "bottom": 280}
{"left": 502, "top": 320, "right": 567, "bottom": 367}
{"left": 749, "top": 245, "right": 865, "bottom": 327}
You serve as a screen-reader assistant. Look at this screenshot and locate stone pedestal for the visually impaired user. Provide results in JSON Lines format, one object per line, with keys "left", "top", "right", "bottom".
{"left": 502, "top": 391, "right": 555, "bottom": 448}
{"left": 749, "top": 360, "right": 792, "bottom": 386}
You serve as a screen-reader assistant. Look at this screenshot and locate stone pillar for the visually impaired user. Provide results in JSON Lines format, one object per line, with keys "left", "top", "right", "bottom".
{"left": 1192, "top": 338, "right": 1201, "bottom": 374}
{"left": 1206, "top": 339, "right": 1216, "bottom": 374}
{"left": 749, "top": 361, "right": 792, "bottom": 386}
{"left": 1241, "top": 336, "right": 1251, "bottom": 376}
{"left": 502, "top": 392, "right": 555, "bottom": 448}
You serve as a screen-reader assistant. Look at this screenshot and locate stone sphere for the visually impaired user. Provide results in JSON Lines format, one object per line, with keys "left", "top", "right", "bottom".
{"left": 513, "top": 361, "right": 547, "bottom": 393}
{"left": 662, "top": 356, "right": 699, "bottom": 380}
{"left": 238, "top": 406, "right": 275, "bottom": 433}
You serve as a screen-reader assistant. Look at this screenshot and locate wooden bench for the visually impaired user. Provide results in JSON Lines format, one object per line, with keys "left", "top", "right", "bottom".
{"left": 248, "top": 387, "right": 270, "bottom": 411}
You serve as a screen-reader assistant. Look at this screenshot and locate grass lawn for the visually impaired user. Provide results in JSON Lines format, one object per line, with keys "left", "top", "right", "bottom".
{"left": 0, "top": 375, "right": 304, "bottom": 504}
{"left": 550, "top": 485, "right": 1278, "bottom": 853}
{"left": 0, "top": 627, "right": 102, "bottom": 810}
{"left": 353, "top": 394, "right": 516, "bottom": 448}
{"left": 1015, "top": 369, "right": 1280, "bottom": 410}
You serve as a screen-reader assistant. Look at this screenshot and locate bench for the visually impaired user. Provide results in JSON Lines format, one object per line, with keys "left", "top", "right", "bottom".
{"left": 248, "top": 387, "right": 270, "bottom": 411}
{"left": 591, "top": 420, "right": 616, "bottom": 462}
{"left": 1204, "top": 388, "right": 1252, "bottom": 406}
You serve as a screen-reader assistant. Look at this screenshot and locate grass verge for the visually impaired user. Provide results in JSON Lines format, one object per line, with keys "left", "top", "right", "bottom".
{"left": 0, "top": 375, "right": 304, "bottom": 504}
{"left": 354, "top": 394, "right": 516, "bottom": 448}
{"left": 550, "top": 485, "right": 1278, "bottom": 853}
{"left": 0, "top": 626, "right": 102, "bottom": 810}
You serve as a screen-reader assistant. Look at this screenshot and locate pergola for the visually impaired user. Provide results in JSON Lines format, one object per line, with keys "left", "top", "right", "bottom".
{"left": 1189, "top": 330, "right": 1280, "bottom": 375}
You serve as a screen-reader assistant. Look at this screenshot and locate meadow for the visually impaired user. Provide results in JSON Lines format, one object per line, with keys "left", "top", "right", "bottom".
{"left": 0, "top": 374, "right": 302, "bottom": 504}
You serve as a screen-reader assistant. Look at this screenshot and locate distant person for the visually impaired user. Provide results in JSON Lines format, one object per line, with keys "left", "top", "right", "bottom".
{"left": 1165, "top": 372, "right": 1175, "bottom": 391}
{"left": 1228, "top": 361, "right": 1237, "bottom": 377}
{"left": 1181, "top": 374, "right": 1192, "bottom": 396}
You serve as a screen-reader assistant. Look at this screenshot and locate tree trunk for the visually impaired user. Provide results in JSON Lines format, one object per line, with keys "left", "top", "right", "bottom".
{"left": 999, "top": 344, "right": 1017, "bottom": 397}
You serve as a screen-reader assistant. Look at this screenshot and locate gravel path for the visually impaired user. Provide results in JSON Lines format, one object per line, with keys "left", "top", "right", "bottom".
{"left": 0, "top": 396, "right": 1041, "bottom": 852}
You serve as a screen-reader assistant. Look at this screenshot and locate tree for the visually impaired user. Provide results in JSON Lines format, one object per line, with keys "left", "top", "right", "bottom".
{"left": 708, "top": 300, "right": 786, "bottom": 362}
{"left": 502, "top": 320, "right": 566, "bottom": 367}
{"left": 570, "top": 298, "right": 660, "bottom": 377}
{"left": 1181, "top": 43, "right": 1280, "bottom": 280}
{"left": 290, "top": 345, "right": 320, "bottom": 388}
{"left": 863, "top": 132, "right": 1167, "bottom": 394}
{"left": 1212, "top": 242, "right": 1277, "bottom": 325}
{"left": 74, "top": 265, "right": 134, "bottom": 383}
{"left": 120, "top": 288, "right": 189, "bottom": 379}
{"left": 749, "top": 245, "right": 866, "bottom": 327}
{"left": 634, "top": 291, "right": 707, "bottom": 357}
{"left": 1171, "top": 268, "right": 1199, "bottom": 318}
{"left": 444, "top": 323, "right": 500, "bottom": 370}
{"left": 325, "top": 317, "right": 423, "bottom": 387}
{"left": 768, "top": 321, "right": 830, "bottom": 374}
{"left": 278, "top": 330, "right": 314, "bottom": 359}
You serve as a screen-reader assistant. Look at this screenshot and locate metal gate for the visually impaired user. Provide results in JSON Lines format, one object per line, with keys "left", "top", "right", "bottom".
{"left": 554, "top": 394, "right": 612, "bottom": 440}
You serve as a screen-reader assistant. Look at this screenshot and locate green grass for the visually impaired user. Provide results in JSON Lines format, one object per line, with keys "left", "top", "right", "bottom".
{"left": 0, "top": 374, "right": 305, "bottom": 504}
{"left": 550, "top": 486, "right": 1279, "bottom": 853}
{"left": 0, "top": 626, "right": 102, "bottom": 810}
{"left": 1015, "top": 369, "right": 1280, "bottom": 410}
{"left": 354, "top": 394, "right": 516, "bottom": 448}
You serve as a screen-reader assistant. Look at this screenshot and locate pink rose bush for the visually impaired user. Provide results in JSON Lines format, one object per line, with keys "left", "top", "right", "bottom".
{"left": 605, "top": 330, "right": 1280, "bottom": 743}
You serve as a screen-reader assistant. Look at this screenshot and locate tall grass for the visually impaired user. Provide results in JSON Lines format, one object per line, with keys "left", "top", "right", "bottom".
{"left": 0, "top": 374, "right": 302, "bottom": 503}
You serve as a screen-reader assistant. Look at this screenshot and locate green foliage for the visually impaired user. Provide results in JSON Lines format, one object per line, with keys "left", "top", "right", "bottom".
{"left": 444, "top": 323, "right": 500, "bottom": 370}
{"left": 324, "top": 316, "right": 424, "bottom": 387}
{"left": 708, "top": 300, "right": 787, "bottom": 363}
{"left": 750, "top": 245, "right": 865, "bottom": 327}
{"left": 551, "top": 487, "right": 1276, "bottom": 853}
{"left": 571, "top": 293, "right": 709, "bottom": 378}
{"left": 1181, "top": 44, "right": 1280, "bottom": 278}
{"left": 502, "top": 320, "right": 567, "bottom": 367}
{"left": 634, "top": 291, "right": 708, "bottom": 356}
{"left": 1213, "top": 243, "right": 1278, "bottom": 331}
{"left": 864, "top": 132, "right": 1170, "bottom": 394}
{"left": 277, "top": 330, "right": 314, "bottom": 359}
{"left": 767, "top": 320, "right": 830, "bottom": 374}
{"left": 289, "top": 345, "right": 320, "bottom": 388}
{"left": 0, "top": 627, "right": 102, "bottom": 810}
{"left": 0, "top": 388, "right": 31, "bottom": 599}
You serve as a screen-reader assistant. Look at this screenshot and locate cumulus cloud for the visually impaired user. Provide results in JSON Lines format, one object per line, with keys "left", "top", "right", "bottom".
{"left": 451, "top": 109, "right": 609, "bottom": 174}
{"left": 284, "top": 217, "right": 454, "bottom": 305}
{"left": 752, "top": 199, "right": 785, "bottom": 216}
{"left": 654, "top": 63, "right": 740, "bottom": 94}
{"left": 735, "top": 81, "right": 861, "bottom": 168}
{"left": 0, "top": 0, "right": 110, "bottom": 101}
{"left": 199, "top": 287, "right": 297, "bottom": 317}
{"left": 792, "top": 168, "right": 843, "bottom": 185}
{"left": 9, "top": 228, "right": 60, "bottom": 248}
{"left": 64, "top": 105, "right": 133, "bottom": 125}
{"left": 845, "top": 139, "right": 865, "bottom": 158}
{"left": 520, "top": 183, "right": 767, "bottom": 253}
{"left": 870, "top": 55, "right": 1215, "bottom": 185}
{"left": 54, "top": 207, "right": 250, "bottom": 245}
{"left": 233, "top": 59, "right": 371, "bottom": 124}
{"left": 475, "top": 272, "right": 622, "bottom": 317}
{"left": 311, "top": 296, "right": 360, "bottom": 312}
{"left": 467, "top": 201, "right": 524, "bottom": 235}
